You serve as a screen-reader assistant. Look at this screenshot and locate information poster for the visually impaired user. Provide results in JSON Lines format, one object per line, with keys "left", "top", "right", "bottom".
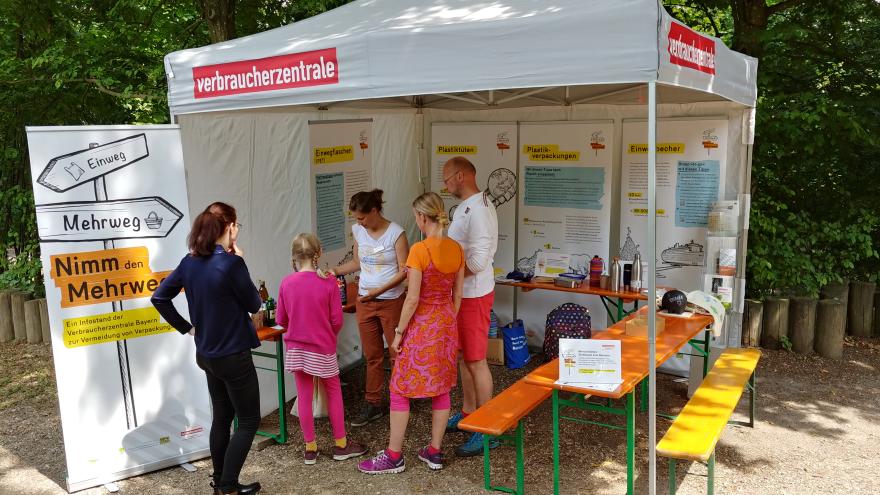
{"left": 620, "top": 119, "right": 728, "bottom": 374}
{"left": 309, "top": 119, "right": 372, "bottom": 366}
{"left": 517, "top": 122, "right": 614, "bottom": 344}
{"left": 26, "top": 126, "right": 209, "bottom": 492}
{"left": 431, "top": 123, "right": 518, "bottom": 324}
{"left": 619, "top": 119, "right": 727, "bottom": 291}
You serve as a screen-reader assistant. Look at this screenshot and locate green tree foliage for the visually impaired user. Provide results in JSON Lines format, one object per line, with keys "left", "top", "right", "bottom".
{"left": 667, "top": 0, "right": 880, "bottom": 296}
{"left": 1, "top": 1, "right": 876, "bottom": 299}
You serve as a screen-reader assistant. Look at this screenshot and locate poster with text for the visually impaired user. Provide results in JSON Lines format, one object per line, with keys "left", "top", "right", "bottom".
{"left": 26, "top": 126, "right": 208, "bottom": 492}
{"left": 619, "top": 119, "right": 728, "bottom": 291}
{"left": 620, "top": 119, "right": 728, "bottom": 374}
{"left": 517, "top": 122, "right": 614, "bottom": 344}
{"left": 431, "top": 123, "right": 518, "bottom": 324}
{"left": 309, "top": 120, "right": 372, "bottom": 366}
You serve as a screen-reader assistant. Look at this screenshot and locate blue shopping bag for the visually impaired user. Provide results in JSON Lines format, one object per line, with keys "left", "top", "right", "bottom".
{"left": 502, "top": 319, "right": 531, "bottom": 370}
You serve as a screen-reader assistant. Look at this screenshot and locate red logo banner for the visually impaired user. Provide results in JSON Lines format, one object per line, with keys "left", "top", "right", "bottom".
{"left": 667, "top": 23, "right": 716, "bottom": 75}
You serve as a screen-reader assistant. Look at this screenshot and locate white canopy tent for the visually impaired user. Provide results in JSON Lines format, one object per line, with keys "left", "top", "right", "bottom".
{"left": 164, "top": 1, "right": 757, "bottom": 492}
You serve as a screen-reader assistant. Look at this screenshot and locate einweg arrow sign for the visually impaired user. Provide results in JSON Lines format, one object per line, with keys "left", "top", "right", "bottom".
{"left": 36, "top": 197, "right": 183, "bottom": 242}
{"left": 37, "top": 134, "right": 149, "bottom": 192}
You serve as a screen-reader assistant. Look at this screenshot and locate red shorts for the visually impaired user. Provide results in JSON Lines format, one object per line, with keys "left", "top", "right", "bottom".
{"left": 457, "top": 292, "right": 495, "bottom": 362}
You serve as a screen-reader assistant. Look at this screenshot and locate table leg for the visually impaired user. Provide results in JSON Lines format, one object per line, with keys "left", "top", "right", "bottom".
{"left": 483, "top": 435, "right": 491, "bottom": 491}
{"left": 668, "top": 458, "right": 677, "bottom": 494}
{"left": 702, "top": 329, "right": 711, "bottom": 378}
{"left": 617, "top": 298, "right": 625, "bottom": 322}
{"left": 640, "top": 378, "right": 648, "bottom": 413}
{"left": 626, "top": 390, "right": 635, "bottom": 495}
{"left": 275, "top": 339, "right": 287, "bottom": 443}
{"left": 553, "top": 389, "right": 560, "bottom": 495}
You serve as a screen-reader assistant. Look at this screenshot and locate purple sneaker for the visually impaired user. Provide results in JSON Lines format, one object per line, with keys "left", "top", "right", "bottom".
{"left": 357, "top": 450, "right": 406, "bottom": 475}
{"left": 417, "top": 446, "right": 444, "bottom": 470}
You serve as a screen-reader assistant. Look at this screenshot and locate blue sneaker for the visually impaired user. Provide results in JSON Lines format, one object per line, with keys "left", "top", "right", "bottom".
{"left": 445, "top": 412, "right": 463, "bottom": 433}
{"left": 455, "top": 432, "right": 499, "bottom": 457}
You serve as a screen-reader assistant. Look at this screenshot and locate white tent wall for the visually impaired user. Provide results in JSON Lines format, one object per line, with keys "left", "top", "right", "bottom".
{"left": 174, "top": 97, "right": 751, "bottom": 415}
{"left": 178, "top": 107, "right": 421, "bottom": 415}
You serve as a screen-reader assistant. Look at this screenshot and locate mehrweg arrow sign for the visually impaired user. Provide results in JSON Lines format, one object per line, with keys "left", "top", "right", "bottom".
{"left": 37, "top": 134, "right": 149, "bottom": 192}
{"left": 36, "top": 197, "right": 183, "bottom": 242}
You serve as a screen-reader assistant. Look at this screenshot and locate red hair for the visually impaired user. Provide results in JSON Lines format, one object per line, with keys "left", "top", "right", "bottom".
{"left": 188, "top": 202, "right": 237, "bottom": 256}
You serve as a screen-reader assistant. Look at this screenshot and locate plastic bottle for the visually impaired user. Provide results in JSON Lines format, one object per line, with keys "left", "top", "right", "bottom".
{"left": 258, "top": 280, "right": 269, "bottom": 302}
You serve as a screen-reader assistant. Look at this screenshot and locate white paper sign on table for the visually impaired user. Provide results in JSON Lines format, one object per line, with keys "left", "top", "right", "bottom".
{"left": 535, "top": 251, "right": 571, "bottom": 278}
{"left": 556, "top": 339, "right": 623, "bottom": 390}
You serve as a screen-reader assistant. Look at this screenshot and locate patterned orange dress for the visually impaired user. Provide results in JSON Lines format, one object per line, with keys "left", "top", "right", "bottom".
{"left": 389, "top": 238, "right": 462, "bottom": 398}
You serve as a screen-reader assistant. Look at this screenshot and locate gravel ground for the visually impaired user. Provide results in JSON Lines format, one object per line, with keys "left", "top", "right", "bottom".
{"left": 1, "top": 337, "right": 879, "bottom": 495}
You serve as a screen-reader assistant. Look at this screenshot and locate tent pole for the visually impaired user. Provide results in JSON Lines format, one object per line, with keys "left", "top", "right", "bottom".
{"left": 647, "top": 80, "right": 658, "bottom": 495}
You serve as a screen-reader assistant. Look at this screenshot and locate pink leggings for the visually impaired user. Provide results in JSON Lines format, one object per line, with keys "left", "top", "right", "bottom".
{"left": 389, "top": 390, "right": 451, "bottom": 412}
{"left": 293, "top": 371, "right": 346, "bottom": 443}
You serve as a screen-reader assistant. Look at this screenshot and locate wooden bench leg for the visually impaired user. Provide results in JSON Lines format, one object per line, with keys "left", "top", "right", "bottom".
{"left": 668, "top": 458, "right": 677, "bottom": 495}
{"left": 749, "top": 371, "right": 756, "bottom": 428}
{"left": 483, "top": 422, "right": 526, "bottom": 495}
{"left": 515, "top": 421, "right": 525, "bottom": 494}
{"left": 707, "top": 452, "right": 715, "bottom": 495}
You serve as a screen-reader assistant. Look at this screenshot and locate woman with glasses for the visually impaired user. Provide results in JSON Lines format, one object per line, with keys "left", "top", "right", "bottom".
{"left": 151, "top": 202, "right": 262, "bottom": 495}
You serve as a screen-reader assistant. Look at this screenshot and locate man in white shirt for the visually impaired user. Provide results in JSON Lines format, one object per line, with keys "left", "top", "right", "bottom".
{"left": 442, "top": 156, "right": 499, "bottom": 457}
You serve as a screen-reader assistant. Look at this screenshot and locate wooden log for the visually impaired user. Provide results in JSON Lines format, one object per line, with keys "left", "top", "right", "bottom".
{"left": 820, "top": 280, "right": 849, "bottom": 334}
{"left": 38, "top": 298, "right": 51, "bottom": 344}
{"left": 848, "top": 281, "right": 875, "bottom": 338}
{"left": 874, "top": 290, "right": 880, "bottom": 337}
{"left": 0, "top": 290, "right": 14, "bottom": 342}
{"left": 10, "top": 291, "right": 31, "bottom": 341}
{"left": 24, "top": 299, "right": 42, "bottom": 344}
{"left": 820, "top": 280, "right": 850, "bottom": 302}
{"left": 815, "top": 299, "right": 846, "bottom": 359}
{"left": 743, "top": 299, "right": 763, "bottom": 348}
{"left": 789, "top": 296, "right": 818, "bottom": 354}
{"left": 761, "top": 297, "right": 789, "bottom": 350}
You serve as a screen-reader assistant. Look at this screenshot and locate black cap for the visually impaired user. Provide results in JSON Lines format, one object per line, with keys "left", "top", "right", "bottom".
{"left": 661, "top": 290, "right": 688, "bottom": 314}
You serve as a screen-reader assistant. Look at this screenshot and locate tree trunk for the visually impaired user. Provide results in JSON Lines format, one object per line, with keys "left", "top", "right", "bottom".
{"left": 815, "top": 299, "right": 846, "bottom": 359}
{"left": 789, "top": 296, "right": 817, "bottom": 354}
{"left": 847, "top": 281, "right": 875, "bottom": 337}
{"left": 38, "top": 298, "right": 50, "bottom": 344}
{"left": 195, "top": 0, "right": 237, "bottom": 43}
{"left": 761, "top": 297, "right": 789, "bottom": 350}
{"left": 24, "top": 299, "right": 42, "bottom": 344}
{"left": 10, "top": 291, "right": 30, "bottom": 341}
{"left": 0, "top": 290, "right": 13, "bottom": 342}
{"left": 730, "top": 0, "right": 769, "bottom": 58}
{"left": 743, "top": 299, "right": 763, "bottom": 347}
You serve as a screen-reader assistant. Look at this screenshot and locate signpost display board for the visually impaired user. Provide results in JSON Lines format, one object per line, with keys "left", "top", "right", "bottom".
{"left": 26, "top": 125, "right": 208, "bottom": 492}
{"left": 430, "top": 122, "right": 518, "bottom": 324}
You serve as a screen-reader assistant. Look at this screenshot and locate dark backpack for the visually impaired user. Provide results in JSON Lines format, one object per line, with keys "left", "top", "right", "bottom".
{"left": 543, "top": 303, "right": 591, "bottom": 361}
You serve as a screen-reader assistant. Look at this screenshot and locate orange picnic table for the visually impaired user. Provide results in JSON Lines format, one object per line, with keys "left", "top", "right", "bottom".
{"left": 524, "top": 311, "right": 714, "bottom": 495}
{"left": 496, "top": 279, "right": 648, "bottom": 322}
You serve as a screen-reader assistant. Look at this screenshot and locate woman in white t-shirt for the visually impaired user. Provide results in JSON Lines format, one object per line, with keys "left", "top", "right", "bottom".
{"left": 332, "top": 189, "right": 409, "bottom": 427}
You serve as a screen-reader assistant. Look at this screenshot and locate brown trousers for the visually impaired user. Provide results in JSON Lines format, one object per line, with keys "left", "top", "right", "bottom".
{"left": 356, "top": 295, "right": 405, "bottom": 405}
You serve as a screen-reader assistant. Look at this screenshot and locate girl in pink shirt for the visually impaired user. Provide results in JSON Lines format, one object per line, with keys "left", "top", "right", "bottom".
{"left": 276, "top": 233, "right": 368, "bottom": 465}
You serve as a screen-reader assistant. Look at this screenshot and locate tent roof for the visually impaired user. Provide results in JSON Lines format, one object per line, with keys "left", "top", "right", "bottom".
{"left": 164, "top": 0, "right": 757, "bottom": 116}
